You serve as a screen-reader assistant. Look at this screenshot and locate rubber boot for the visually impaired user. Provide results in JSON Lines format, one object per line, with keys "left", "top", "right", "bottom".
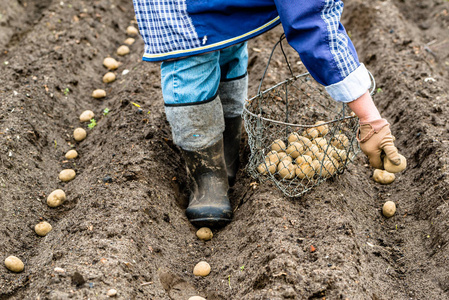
{"left": 182, "top": 138, "right": 232, "bottom": 228}
{"left": 223, "top": 116, "right": 242, "bottom": 187}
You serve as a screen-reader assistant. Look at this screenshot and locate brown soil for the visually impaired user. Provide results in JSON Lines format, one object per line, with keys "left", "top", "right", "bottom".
{"left": 1, "top": 0, "right": 448, "bottom": 299}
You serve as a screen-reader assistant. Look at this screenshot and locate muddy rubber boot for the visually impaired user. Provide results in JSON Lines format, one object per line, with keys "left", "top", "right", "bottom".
{"left": 219, "top": 74, "right": 248, "bottom": 187}
{"left": 182, "top": 138, "right": 232, "bottom": 228}
{"left": 223, "top": 116, "right": 242, "bottom": 187}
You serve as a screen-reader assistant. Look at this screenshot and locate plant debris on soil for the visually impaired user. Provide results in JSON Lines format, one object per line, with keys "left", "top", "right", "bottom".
{"left": 1, "top": 0, "right": 449, "bottom": 299}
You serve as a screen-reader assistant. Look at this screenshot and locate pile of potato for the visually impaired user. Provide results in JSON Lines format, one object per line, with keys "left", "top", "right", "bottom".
{"left": 257, "top": 121, "right": 351, "bottom": 180}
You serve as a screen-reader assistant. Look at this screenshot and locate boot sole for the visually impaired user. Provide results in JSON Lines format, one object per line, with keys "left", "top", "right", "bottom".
{"left": 189, "top": 217, "right": 232, "bottom": 229}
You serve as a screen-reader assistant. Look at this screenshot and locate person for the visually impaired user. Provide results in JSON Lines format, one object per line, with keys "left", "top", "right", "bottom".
{"left": 131, "top": 0, "right": 402, "bottom": 228}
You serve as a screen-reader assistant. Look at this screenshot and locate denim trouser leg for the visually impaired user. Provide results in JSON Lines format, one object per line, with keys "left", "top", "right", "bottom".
{"left": 161, "top": 42, "right": 248, "bottom": 105}
{"left": 219, "top": 43, "right": 249, "bottom": 118}
{"left": 161, "top": 42, "right": 248, "bottom": 150}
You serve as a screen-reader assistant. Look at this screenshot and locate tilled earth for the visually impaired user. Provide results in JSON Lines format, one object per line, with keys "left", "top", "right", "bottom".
{"left": 1, "top": 0, "right": 448, "bottom": 299}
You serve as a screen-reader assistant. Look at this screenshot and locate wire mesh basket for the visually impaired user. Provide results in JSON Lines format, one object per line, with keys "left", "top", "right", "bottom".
{"left": 243, "top": 35, "right": 375, "bottom": 198}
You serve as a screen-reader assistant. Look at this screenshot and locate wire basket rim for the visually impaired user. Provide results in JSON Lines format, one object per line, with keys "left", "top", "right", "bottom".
{"left": 243, "top": 71, "right": 376, "bottom": 128}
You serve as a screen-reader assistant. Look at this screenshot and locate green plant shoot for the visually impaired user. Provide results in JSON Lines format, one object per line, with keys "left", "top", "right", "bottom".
{"left": 88, "top": 119, "right": 97, "bottom": 129}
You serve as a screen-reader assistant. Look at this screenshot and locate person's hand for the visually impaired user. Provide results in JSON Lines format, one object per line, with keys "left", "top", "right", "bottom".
{"left": 357, "top": 118, "right": 401, "bottom": 169}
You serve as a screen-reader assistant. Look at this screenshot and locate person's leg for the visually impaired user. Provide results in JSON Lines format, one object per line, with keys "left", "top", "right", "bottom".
{"left": 218, "top": 42, "right": 249, "bottom": 186}
{"left": 161, "top": 53, "right": 232, "bottom": 228}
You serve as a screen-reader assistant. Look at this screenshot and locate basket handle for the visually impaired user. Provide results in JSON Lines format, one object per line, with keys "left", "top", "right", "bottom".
{"left": 257, "top": 34, "right": 295, "bottom": 96}
{"left": 256, "top": 34, "right": 377, "bottom": 97}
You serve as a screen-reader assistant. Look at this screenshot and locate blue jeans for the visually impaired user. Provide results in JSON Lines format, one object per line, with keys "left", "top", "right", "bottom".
{"left": 161, "top": 42, "right": 248, "bottom": 105}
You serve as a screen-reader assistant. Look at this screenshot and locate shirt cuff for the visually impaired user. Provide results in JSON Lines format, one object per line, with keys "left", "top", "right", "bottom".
{"left": 325, "top": 63, "right": 371, "bottom": 103}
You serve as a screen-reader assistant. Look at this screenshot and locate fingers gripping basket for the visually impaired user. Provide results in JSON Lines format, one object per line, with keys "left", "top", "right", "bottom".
{"left": 243, "top": 36, "right": 375, "bottom": 198}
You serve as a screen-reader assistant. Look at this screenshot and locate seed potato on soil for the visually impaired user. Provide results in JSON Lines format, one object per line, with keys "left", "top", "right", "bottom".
{"left": 126, "top": 25, "right": 139, "bottom": 36}
{"left": 193, "top": 261, "right": 211, "bottom": 277}
{"left": 34, "top": 221, "right": 52, "bottom": 236}
{"left": 117, "top": 45, "right": 130, "bottom": 56}
{"left": 102, "top": 72, "right": 116, "bottom": 83}
{"left": 382, "top": 201, "right": 396, "bottom": 218}
{"left": 73, "top": 128, "right": 87, "bottom": 142}
{"left": 103, "top": 57, "right": 119, "bottom": 70}
{"left": 196, "top": 227, "right": 213, "bottom": 241}
{"left": 124, "top": 37, "right": 135, "bottom": 45}
{"left": 107, "top": 289, "right": 117, "bottom": 297}
{"left": 79, "top": 110, "right": 95, "bottom": 122}
{"left": 384, "top": 154, "right": 407, "bottom": 173}
{"left": 65, "top": 150, "right": 78, "bottom": 159}
{"left": 58, "top": 169, "right": 76, "bottom": 182}
{"left": 92, "top": 89, "right": 107, "bottom": 99}
{"left": 4, "top": 256, "right": 24, "bottom": 273}
{"left": 373, "top": 169, "right": 395, "bottom": 184}
{"left": 47, "top": 189, "right": 66, "bottom": 207}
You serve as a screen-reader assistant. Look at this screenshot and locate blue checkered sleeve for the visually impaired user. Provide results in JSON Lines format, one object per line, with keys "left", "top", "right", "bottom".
{"left": 132, "top": 0, "right": 201, "bottom": 56}
{"left": 274, "top": 0, "right": 371, "bottom": 102}
{"left": 321, "top": 0, "right": 358, "bottom": 78}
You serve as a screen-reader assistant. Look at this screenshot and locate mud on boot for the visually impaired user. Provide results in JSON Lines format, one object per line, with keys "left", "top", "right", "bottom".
{"left": 223, "top": 116, "right": 242, "bottom": 187}
{"left": 182, "top": 139, "right": 232, "bottom": 228}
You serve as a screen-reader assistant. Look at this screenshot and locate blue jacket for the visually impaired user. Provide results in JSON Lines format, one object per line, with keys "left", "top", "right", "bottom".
{"left": 132, "top": 0, "right": 371, "bottom": 102}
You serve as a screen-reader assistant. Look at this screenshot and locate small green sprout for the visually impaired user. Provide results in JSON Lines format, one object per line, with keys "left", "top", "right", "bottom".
{"left": 103, "top": 108, "right": 110, "bottom": 116}
{"left": 63, "top": 87, "right": 70, "bottom": 96}
{"left": 54, "top": 140, "right": 57, "bottom": 149}
{"left": 88, "top": 119, "right": 97, "bottom": 129}
{"left": 240, "top": 265, "right": 245, "bottom": 271}
{"left": 376, "top": 87, "right": 383, "bottom": 94}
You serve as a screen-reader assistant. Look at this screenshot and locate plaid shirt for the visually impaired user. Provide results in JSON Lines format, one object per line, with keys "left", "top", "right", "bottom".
{"left": 133, "top": 0, "right": 371, "bottom": 102}
{"left": 132, "top": 1, "right": 201, "bottom": 57}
